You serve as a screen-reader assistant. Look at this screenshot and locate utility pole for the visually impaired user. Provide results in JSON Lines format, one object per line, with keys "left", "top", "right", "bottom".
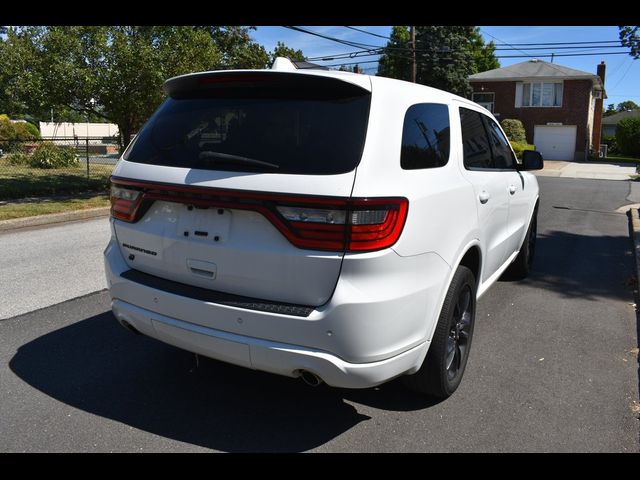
{"left": 411, "top": 26, "right": 417, "bottom": 83}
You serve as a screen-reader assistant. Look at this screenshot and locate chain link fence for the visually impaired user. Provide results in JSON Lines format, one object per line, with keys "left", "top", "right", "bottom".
{"left": 0, "top": 137, "right": 118, "bottom": 200}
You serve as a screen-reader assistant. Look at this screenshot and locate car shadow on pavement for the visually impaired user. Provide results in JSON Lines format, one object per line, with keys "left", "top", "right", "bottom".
{"left": 9, "top": 311, "right": 438, "bottom": 452}
{"left": 500, "top": 229, "right": 636, "bottom": 302}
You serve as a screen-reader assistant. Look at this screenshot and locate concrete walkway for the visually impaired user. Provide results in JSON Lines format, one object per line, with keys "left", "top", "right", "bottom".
{"left": 534, "top": 160, "right": 637, "bottom": 181}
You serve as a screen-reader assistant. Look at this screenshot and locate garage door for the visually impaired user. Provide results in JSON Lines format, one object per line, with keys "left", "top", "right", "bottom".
{"left": 533, "top": 125, "right": 577, "bottom": 161}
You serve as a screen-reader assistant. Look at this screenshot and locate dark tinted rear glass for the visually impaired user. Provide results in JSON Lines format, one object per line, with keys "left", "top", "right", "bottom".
{"left": 400, "top": 103, "right": 450, "bottom": 170}
{"left": 124, "top": 74, "right": 371, "bottom": 175}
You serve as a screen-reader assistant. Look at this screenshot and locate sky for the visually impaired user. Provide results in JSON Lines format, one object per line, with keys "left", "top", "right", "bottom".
{"left": 253, "top": 26, "right": 640, "bottom": 107}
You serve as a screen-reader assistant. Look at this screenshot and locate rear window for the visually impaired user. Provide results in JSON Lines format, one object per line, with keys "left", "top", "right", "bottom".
{"left": 124, "top": 74, "right": 371, "bottom": 175}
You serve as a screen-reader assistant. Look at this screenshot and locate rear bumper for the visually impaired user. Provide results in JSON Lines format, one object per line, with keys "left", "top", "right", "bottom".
{"left": 111, "top": 298, "right": 427, "bottom": 389}
{"left": 104, "top": 230, "right": 450, "bottom": 388}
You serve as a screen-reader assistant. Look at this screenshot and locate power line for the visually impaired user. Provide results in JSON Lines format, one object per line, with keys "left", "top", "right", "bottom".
{"left": 496, "top": 51, "right": 631, "bottom": 58}
{"left": 343, "top": 26, "right": 391, "bottom": 40}
{"left": 501, "top": 40, "right": 621, "bottom": 46}
{"left": 306, "top": 49, "right": 383, "bottom": 62}
{"left": 283, "top": 26, "right": 383, "bottom": 50}
{"left": 493, "top": 45, "right": 628, "bottom": 51}
{"left": 609, "top": 58, "right": 635, "bottom": 91}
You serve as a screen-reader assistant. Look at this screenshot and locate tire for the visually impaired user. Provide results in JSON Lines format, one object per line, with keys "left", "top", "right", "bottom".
{"left": 403, "top": 265, "right": 476, "bottom": 398}
{"left": 505, "top": 210, "right": 537, "bottom": 280}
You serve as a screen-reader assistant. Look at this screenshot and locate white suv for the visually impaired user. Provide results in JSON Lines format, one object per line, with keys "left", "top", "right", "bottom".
{"left": 104, "top": 58, "right": 542, "bottom": 398}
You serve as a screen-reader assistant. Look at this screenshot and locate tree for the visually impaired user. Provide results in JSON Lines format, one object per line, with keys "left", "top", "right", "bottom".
{"left": 269, "top": 41, "right": 305, "bottom": 67}
{"left": 377, "top": 26, "right": 412, "bottom": 81}
{"left": 468, "top": 27, "right": 500, "bottom": 73}
{"left": 604, "top": 103, "right": 617, "bottom": 117}
{"left": 197, "top": 26, "right": 269, "bottom": 69}
{"left": 619, "top": 26, "right": 640, "bottom": 59}
{"left": 376, "top": 26, "right": 499, "bottom": 97}
{"left": 617, "top": 100, "right": 640, "bottom": 112}
{"left": 1, "top": 26, "right": 222, "bottom": 147}
{"left": 616, "top": 117, "right": 640, "bottom": 156}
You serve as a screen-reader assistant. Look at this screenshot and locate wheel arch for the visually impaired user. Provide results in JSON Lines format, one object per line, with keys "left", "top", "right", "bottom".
{"left": 425, "top": 239, "right": 482, "bottom": 344}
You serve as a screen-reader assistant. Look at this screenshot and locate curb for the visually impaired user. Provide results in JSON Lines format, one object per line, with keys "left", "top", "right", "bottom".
{"left": 628, "top": 208, "right": 640, "bottom": 285}
{"left": 0, "top": 206, "right": 110, "bottom": 232}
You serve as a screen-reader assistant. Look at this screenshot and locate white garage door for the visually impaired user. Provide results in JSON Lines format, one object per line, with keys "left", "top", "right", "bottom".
{"left": 533, "top": 125, "right": 577, "bottom": 161}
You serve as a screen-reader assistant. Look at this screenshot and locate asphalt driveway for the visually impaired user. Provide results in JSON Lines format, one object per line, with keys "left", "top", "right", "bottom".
{"left": 0, "top": 176, "right": 638, "bottom": 452}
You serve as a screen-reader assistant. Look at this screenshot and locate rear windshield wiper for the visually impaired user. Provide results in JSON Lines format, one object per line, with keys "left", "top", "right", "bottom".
{"left": 198, "top": 151, "right": 279, "bottom": 169}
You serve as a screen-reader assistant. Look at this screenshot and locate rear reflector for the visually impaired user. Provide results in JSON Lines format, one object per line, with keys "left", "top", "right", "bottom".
{"left": 110, "top": 178, "right": 408, "bottom": 253}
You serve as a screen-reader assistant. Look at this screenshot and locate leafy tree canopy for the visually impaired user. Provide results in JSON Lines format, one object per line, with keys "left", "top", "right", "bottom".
{"left": 0, "top": 26, "right": 302, "bottom": 148}
{"left": 616, "top": 100, "right": 640, "bottom": 112}
{"left": 269, "top": 41, "right": 306, "bottom": 67}
{"left": 619, "top": 26, "right": 640, "bottom": 59}
{"left": 377, "top": 26, "right": 499, "bottom": 97}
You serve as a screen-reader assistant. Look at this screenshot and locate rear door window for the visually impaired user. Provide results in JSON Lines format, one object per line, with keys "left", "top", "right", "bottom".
{"left": 124, "top": 74, "right": 371, "bottom": 175}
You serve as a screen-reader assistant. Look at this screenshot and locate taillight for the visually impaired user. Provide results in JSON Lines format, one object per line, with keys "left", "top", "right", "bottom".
{"left": 275, "top": 198, "right": 408, "bottom": 252}
{"left": 110, "top": 184, "right": 142, "bottom": 222}
{"left": 109, "top": 178, "right": 408, "bottom": 253}
{"left": 347, "top": 199, "right": 408, "bottom": 252}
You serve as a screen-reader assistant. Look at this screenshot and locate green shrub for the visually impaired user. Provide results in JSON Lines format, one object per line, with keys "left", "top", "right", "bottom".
{"left": 6, "top": 152, "right": 30, "bottom": 165}
{"left": 600, "top": 134, "right": 617, "bottom": 155}
{"left": 21, "top": 122, "right": 41, "bottom": 138}
{"left": 510, "top": 141, "right": 536, "bottom": 159}
{"left": 616, "top": 118, "right": 640, "bottom": 157}
{"left": 0, "top": 115, "right": 39, "bottom": 142}
{"left": 501, "top": 119, "right": 527, "bottom": 143}
{"left": 29, "top": 142, "right": 80, "bottom": 169}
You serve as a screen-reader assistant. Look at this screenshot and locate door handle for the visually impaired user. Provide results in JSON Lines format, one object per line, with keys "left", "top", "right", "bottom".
{"left": 508, "top": 185, "right": 517, "bottom": 195}
{"left": 479, "top": 191, "right": 491, "bottom": 204}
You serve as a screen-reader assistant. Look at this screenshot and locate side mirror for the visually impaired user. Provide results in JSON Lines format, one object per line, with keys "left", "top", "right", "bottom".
{"left": 520, "top": 150, "right": 544, "bottom": 171}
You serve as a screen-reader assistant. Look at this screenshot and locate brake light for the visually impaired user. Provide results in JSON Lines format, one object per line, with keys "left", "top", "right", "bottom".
{"left": 347, "top": 199, "right": 408, "bottom": 251}
{"left": 275, "top": 199, "right": 407, "bottom": 251}
{"left": 110, "top": 184, "right": 142, "bottom": 222}
{"left": 109, "top": 178, "right": 408, "bottom": 252}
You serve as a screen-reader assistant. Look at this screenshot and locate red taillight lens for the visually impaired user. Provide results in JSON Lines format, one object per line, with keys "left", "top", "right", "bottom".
{"left": 348, "top": 199, "right": 408, "bottom": 252}
{"left": 109, "top": 178, "right": 408, "bottom": 253}
{"left": 110, "top": 184, "right": 142, "bottom": 222}
{"left": 275, "top": 198, "right": 408, "bottom": 252}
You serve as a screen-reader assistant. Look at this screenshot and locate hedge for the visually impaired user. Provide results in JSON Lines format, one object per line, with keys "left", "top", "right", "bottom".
{"left": 510, "top": 141, "right": 536, "bottom": 160}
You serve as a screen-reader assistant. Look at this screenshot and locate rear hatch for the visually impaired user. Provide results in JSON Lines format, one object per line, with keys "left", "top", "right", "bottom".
{"left": 111, "top": 71, "right": 373, "bottom": 307}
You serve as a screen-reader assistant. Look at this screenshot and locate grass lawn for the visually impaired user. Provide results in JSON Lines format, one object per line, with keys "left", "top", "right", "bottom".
{"left": 0, "top": 194, "right": 110, "bottom": 221}
{"left": 0, "top": 158, "right": 113, "bottom": 200}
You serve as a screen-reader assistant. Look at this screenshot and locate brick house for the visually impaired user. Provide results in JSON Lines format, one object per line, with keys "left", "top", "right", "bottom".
{"left": 469, "top": 59, "right": 606, "bottom": 161}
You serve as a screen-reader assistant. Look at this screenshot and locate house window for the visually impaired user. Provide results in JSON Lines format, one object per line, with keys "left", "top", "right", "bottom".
{"left": 518, "top": 82, "right": 563, "bottom": 107}
{"left": 472, "top": 92, "right": 495, "bottom": 113}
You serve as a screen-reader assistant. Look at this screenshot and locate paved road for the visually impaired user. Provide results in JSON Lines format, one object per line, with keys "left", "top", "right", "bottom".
{"left": 0, "top": 177, "right": 638, "bottom": 452}
{"left": 0, "top": 217, "right": 110, "bottom": 319}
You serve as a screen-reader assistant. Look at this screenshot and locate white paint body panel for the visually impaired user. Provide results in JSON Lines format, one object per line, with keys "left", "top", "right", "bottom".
{"left": 534, "top": 125, "right": 577, "bottom": 161}
{"left": 105, "top": 69, "right": 539, "bottom": 388}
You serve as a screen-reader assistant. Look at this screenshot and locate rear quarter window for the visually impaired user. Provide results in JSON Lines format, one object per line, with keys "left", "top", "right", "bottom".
{"left": 400, "top": 103, "right": 450, "bottom": 170}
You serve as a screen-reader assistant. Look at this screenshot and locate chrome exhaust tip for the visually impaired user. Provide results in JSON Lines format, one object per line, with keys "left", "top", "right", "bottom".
{"left": 299, "top": 370, "right": 323, "bottom": 387}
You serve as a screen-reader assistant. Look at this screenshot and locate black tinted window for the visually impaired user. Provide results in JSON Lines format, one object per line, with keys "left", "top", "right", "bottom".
{"left": 124, "top": 76, "right": 371, "bottom": 175}
{"left": 485, "top": 117, "right": 516, "bottom": 169}
{"left": 401, "top": 103, "right": 450, "bottom": 169}
{"left": 460, "top": 108, "right": 493, "bottom": 169}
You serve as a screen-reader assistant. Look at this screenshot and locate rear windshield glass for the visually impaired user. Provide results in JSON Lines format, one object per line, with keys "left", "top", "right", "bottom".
{"left": 124, "top": 75, "right": 371, "bottom": 175}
